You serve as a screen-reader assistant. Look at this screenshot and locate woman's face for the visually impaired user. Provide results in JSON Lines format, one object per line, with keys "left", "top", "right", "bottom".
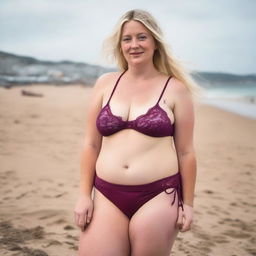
{"left": 120, "top": 20, "right": 156, "bottom": 66}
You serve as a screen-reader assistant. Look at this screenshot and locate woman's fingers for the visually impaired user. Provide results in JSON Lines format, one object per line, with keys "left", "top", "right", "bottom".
{"left": 86, "top": 207, "right": 93, "bottom": 224}
{"left": 74, "top": 196, "right": 94, "bottom": 231}
{"left": 176, "top": 207, "right": 184, "bottom": 229}
{"left": 75, "top": 208, "right": 94, "bottom": 231}
{"left": 179, "top": 204, "right": 194, "bottom": 232}
{"left": 74, "top": 210, "right": 86, "bottom": 230}
{"left": 81, "top": 210, "right": 93, "bottom": 232}
{"left": 180, "top": 217, "right": 192, "bottom": 232}
{"left": 79, "top": 212, "right": 86, "bottom": 227}
{"left": 175, "top": 205, "right": 194, "bottom": 232}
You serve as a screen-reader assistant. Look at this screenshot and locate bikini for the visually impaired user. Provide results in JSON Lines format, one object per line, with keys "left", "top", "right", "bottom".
{"left": 95, "top": 71, "right": 183, "bottom": 219}
{"left": 96, "top": 71, "right": 174, "bottom": 137}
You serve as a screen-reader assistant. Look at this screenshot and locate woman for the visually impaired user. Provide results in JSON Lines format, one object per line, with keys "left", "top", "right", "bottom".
{"left": 74, "top": 9, "right": 199, "bottom": 256}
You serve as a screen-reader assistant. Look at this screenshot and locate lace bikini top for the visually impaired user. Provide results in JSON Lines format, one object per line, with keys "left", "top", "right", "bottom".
{"left": 96, "top": 71, "right": 175, "bottom": 137}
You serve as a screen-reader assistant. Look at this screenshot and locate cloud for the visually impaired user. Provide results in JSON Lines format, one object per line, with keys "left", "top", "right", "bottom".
{"left": 0, "top": 0, "right": 255, "bottom": 74}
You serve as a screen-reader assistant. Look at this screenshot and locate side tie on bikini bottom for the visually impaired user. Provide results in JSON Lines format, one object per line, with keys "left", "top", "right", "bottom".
{"left": 164, "top": 187, "right": 184, "bottom": 211}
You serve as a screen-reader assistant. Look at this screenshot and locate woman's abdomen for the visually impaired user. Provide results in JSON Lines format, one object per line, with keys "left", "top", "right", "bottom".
{"left": 95, "top": 132, "right": 179, "bottom": 185}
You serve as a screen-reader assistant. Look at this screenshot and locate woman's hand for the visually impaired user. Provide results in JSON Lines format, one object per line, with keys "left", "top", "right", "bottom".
{"left": 74, "top": 195, "right": 94, "bottom": 232}
{"left": 176, "top": 204, "right": 194, "bottom": 232}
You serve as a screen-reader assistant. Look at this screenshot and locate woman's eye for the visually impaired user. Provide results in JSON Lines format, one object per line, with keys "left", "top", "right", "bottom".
{"left": 122, "top": 38, "right": 130, "bottom": 41}
{"left": 138, "top": 36, "right": 146, "bottom": 40}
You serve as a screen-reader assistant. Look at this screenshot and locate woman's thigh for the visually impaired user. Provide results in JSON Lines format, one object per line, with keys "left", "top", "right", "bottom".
{"left": 129, "top": 191, "right": 179, "bottom": 256}
{"left": 78, "top": 189, "right": 130, "bottom": 256}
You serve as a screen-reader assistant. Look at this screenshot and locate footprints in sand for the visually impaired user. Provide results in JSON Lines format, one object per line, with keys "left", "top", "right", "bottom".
{"left": 1, "top": 170, "right": 71, "bottom": 202}
{"left": 223, "top": 229, "right": 251, "bottom": 239}
{"left": 0, "top": 221, "right": 48, "bottom": 255}
{"left": 39, "top": 179, "right": 70, "bottom": 199}
{"left": 0, "top": 219, "right": 78, "bottom": 255}
{"left": 0, "top": 169, "right": 16, "bottom": 182}
{"left": 0, "top": 170, "right": 70, "bottom": 206}
{"left": 16, "top": 192, "right": 28, "bottom": 199}
{"left": 220, "top": 217, "right": 255, "bottom": 240}
{"left": 183, "top": 182, "right": 256, "bottom": 256}
{"left": 203, "top": 189, "right": 213, "bottom": 194}
{"left": 0, "top": 209, "right": 79, "bottom": 255}
{"left": 0, "top": 170, "right": 17, "bottom": 204}
{"left": 44, "top": 239, "right": 62, "bottom": 247}
{"left": 0, "top": 168, "right": 79, "bottom": 254}
{"left": 173, "top": 218, "right": 256, "bottom": 256}
{"left": 64, "top": 225, "right": 75, "bottom": 230}
{"left": 48, "top": 218, "right": 66, "bottom": 224}
{"left": 173, "top": 224, "right": 214, "bottom": 255}
{"left": 45, "top": 217, "right": 78, "bottom": 251}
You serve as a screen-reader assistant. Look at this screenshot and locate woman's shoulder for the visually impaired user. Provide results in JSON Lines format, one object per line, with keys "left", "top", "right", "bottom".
{"left": 168, "top": 77, "right": 195, "bottom": 111}
{"left": 164, "top": 76, "right": 193, "bottom": 106}
{"left": 93, "top": 71, "right": 122, "bottom": 91}
{"left": 96, "top": 71, "right": 122, "bottom": 85}
{"left": 168, "top": 76, "right": 191, "bottom": 97}
{"left": 170, "top": 77, "right": 187, "bottom": 92}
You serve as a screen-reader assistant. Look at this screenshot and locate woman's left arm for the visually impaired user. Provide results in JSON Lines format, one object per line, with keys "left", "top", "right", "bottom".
{"left": 172, "top": 79, "right": 197, "bottom": 231}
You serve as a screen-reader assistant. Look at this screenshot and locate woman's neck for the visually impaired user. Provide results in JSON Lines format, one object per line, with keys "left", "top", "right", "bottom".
{"left": 126, "top": 63, "right": 159, "bottom": 80}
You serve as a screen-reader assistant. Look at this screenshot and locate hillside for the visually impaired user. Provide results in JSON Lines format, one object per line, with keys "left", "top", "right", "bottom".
{"left": 0, "top": 51, "right": 255, "bottom": 87}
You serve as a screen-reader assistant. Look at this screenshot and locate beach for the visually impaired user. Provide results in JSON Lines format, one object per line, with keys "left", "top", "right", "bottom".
{"left": 0, "top": 85, "right": 255, "bottom": 256}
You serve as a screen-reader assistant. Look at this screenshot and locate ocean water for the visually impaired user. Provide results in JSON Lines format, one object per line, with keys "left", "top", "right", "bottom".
{"left": 201, "top": 83, "right": 256, "bottom": 100}
{"left": 199, "top": 83, "right": 256, "bottom": 119}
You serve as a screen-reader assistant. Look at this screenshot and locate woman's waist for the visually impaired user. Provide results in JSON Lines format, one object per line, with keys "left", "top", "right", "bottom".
{"left": 95, "top": 141, "right": 178, "bottom": 184}
{"left": 95, "top": 158, "right": 179, "bottom": 185}
{"left": 94, "top": 171, "right": 182, "bottom": 191}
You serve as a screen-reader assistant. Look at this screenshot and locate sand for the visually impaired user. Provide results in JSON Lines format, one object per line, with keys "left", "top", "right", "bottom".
{"left": 0, "top": 85, "right": 255, "bottom": 256}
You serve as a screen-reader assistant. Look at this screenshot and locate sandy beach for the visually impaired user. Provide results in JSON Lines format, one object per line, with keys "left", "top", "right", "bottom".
{"left": 0, "top": 85, "right": 255, "bottom": 256}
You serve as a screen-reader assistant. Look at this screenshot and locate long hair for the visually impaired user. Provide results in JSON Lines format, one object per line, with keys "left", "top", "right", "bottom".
{"left": 102, "top": 9, "right": 202, "bottom": 98}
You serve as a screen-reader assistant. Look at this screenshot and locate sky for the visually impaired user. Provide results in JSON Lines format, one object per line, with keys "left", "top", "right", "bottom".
{"left": 0, "top": 0, "right": 255, "bottom": 75}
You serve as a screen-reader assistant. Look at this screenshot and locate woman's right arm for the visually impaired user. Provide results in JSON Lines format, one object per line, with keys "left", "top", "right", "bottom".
{"left": 74, "top": 73, "right": 112, "bottom": 231}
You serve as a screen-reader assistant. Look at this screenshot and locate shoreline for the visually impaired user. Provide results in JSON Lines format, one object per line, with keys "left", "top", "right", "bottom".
{"left": 199, "top": 97, "right": 256, "bottom": 120}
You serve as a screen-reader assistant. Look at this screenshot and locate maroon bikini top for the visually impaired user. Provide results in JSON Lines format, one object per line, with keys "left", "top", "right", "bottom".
{"left": 96, "top": 71, "right": 175, "bottom": 137}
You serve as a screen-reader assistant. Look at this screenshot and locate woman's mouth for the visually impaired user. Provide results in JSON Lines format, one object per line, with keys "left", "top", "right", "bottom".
{"left": 129, "top": 52, "right": 143, "bottom": 56}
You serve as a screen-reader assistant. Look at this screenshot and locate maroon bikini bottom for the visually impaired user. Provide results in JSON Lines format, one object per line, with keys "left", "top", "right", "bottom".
{"left": 94, "top": 172, "right": 183, "bottom": 219}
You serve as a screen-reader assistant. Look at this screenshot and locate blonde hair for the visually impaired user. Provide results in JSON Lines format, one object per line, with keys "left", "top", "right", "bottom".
{"left": 102, "top": 9, "right": 202, "bottom": 98}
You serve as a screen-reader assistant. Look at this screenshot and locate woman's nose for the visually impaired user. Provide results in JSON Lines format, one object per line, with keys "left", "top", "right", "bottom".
{"left": 131, "top": 38, "right": 139, "bottom": 48}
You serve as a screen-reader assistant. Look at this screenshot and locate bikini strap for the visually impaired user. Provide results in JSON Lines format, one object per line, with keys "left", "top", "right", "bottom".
{"left": 156, "top": 75, "right": 172, "bottom": 104}
{"left": 107, "top": 70, "right": 127, "bottom": 104}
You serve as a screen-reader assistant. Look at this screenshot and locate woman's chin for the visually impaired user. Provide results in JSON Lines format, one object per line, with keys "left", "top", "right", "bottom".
{"left": 128, "top": 59, "right": 147, "bottom": 66}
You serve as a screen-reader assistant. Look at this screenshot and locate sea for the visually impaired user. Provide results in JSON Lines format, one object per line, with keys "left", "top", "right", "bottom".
{"left": 199, "top": 83, "right": 256, "bottom": 120}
